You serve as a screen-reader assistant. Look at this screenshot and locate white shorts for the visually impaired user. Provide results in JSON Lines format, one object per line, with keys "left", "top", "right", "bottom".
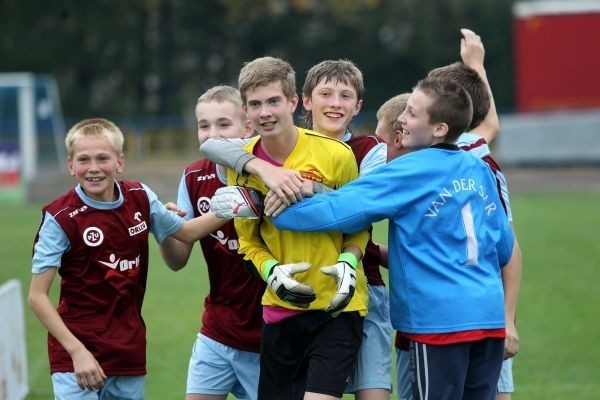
{"left": 186, "top": 333, "right": 260, "bottom": 400}
{"left": 497, "top": 357, "right": 514, "bottom": 393}
{"left": 52, "top": 373, "right": 145, "bottom": 400}
{"left": 346, "top": 285, "right": 393, "bottom": 392}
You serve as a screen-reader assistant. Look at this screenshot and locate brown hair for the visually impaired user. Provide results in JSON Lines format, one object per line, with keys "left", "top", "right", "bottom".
{"left": 427, "top": 62, "right": 489, "bottom": 131}
{"left": 414, "top": 77, "right": 473, "bottom": 143}
{"left": 238, "top": 56, "right": 296, "bottom": 103}
{"left": 300, "top": 59, "right": 364, "bottom": 129}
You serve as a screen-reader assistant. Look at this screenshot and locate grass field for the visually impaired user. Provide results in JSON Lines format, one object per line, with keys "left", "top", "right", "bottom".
{"left": 1, "top": 191, "right": 599, "bottom": 399}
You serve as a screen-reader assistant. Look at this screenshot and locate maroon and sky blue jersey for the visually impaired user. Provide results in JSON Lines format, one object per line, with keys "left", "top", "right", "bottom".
{"left": 178, "top": 159, "right": 265, "bottom": 352}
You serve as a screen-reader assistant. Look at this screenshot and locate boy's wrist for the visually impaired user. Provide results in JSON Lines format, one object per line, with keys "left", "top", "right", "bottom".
{"left": 338, "top": 252, "right": 358, "bottom": 270}
{"left": 262, "top": 258, "right": 279, "bottom": 281}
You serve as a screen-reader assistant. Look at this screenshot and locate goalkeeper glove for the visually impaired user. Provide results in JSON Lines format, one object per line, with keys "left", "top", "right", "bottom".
{"left": 264, "top": 260, "right": 316, "bottom": 308}
{"left": 320, "top": 253, "right": 357, "bottom": 317}
{"left": 210, "top": 186, "right": 264, "bottom": 219}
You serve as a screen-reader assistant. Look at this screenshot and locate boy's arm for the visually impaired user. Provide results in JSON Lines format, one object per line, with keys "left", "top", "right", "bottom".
{"left": 158, "top": 201, "right": 194, "bottom": 270}
{"left": 460, "top": 28, "right": 500, "bottom": 144}
{"left": 502, "top": 233, "right": 522, "bottom": 359}
{"left": 170, "top": 211, "right": 229, "bottom": 244}
{"left": 29, "top": 269, "right": 106, "bottom": 390}
{"left": 199, "top": 137, "right": 254, "bottom": 173}
{"left": 200, "top": 137, "right": 304, "bottom": 204}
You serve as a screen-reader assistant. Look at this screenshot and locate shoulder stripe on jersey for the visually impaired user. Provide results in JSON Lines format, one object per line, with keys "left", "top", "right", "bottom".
{"left": 303, "top": 130, "right": 352, "bottom": 150}
{"left": 184, "top": 168, "right": 204, "bottom": 177}
{"left": 53, "top": 206, "right": 70, "bottom": 218}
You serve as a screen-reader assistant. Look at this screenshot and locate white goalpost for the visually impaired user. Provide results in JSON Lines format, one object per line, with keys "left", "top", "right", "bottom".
{"left": 0, "top": 73, "right": 65, "bottom": 202}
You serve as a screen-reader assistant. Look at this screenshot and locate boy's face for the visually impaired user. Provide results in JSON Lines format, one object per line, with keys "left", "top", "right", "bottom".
{"left": 375, "top": 119, "right": 408, "bottom": 161}
{"left": 243, "top": 81, "right": 297, "bottom": 139}
{"left": 303, "top": 78, "right": 361, "bottom": 139}
{"left": 398, "top": 89, "right": 441, "bottom": 150}
{"left": 195, "top": 100, "right": 253, "bottom": 145}
{"left": 67, "top": 136, "right": 124, "bottom": 202}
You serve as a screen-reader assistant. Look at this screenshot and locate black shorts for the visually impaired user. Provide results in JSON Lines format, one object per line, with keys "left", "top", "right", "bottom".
{"left": 258, "top": 311, "right": 364, "bottom": 400}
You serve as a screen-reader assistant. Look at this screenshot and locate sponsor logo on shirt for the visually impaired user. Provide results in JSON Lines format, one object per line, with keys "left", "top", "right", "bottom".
{"left": 99, "top": 253, "right": 140, "bottom": 271}
{"left": 210, "top": 230, "right": 239, "bottom": 251}
{"left": 83, "top": 226, "right": 103, "bottom": 247}
{"left": 197, "top": 173, "right": 216, "bottom": 181}
{"left": 128, "top": 221, "right": 148, "bottom": 236}
{"left": 99, "top": 253, "right": 141, "bottom": 277}
{"left": 197, "top": 196, "right": 211, "bottom": 214}
{"left": 300, "top": 168, "right": 323, "bottom": 183}
{"left": 69, "top": 206, "right": 88, "bottom": 218}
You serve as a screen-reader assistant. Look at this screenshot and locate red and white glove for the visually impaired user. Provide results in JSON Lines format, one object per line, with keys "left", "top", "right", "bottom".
{"left": 210, "top": 186, "right": 264, "bottom": 219}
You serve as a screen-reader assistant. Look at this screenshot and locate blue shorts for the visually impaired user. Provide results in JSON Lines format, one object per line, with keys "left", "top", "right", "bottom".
{"left": 186, "top": 333, "right": 260, "bottom": 400}
{"left": 52, "top": 373, "right": 145, "bottom": 400}
{"left": 346, "top": 285, "right": 393, "bottom": 393}
{"left": 395, "top": 349, "right": 413, "bottom": 400}
{"left": 497, "top": 357, "right": 514, "bottom": 393}
{"left": 397, "top": 345, "right": 514, "bottom": 399}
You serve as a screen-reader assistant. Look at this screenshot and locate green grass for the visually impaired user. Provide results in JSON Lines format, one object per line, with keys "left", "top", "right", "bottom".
{"left": 2, "top": 191, "right": 600, "bottom": 399}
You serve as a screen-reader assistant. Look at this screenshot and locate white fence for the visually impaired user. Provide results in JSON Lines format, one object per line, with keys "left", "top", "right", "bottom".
{"left": 0, "top": 279, "right": 29, "bottom": 400}
{"left": 497, "top": 110, "right": 600, "bottom": 165}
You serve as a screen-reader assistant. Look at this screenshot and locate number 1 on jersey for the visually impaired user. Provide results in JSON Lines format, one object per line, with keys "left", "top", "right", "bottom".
{"left": 461, "top": 202, "right": 479, "bottom": 266}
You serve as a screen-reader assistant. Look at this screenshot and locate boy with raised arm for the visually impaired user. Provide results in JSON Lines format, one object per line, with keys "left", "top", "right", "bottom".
{"left": 158, "top": 86, "right": 266, "bottom": 400}
{"left": 270, "top": 77, "right": 520, "bottom": 400}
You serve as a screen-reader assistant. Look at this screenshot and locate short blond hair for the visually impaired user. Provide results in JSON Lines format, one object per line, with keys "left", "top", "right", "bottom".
{"left": 238, "top": 56, "right": 296, "bottom": 103}
{"left": 65, "top": 118, "right": 124, "bottom": 158}
{"left": 195, "top": 85, "right": 246, "bottom": 122}
{"left": 376, "top": 93, "right": 410, "bottom": 132}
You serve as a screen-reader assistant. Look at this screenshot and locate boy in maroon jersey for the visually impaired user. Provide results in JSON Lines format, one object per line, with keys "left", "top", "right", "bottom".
{"left": 29, "top": 118, "right": 226, "bottom": 399}
{"left": 158, "top": 85, "right": 267, "bottom": 400}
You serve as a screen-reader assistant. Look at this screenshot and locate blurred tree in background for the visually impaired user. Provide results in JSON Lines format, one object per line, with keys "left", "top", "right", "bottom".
{"left": 0, "top": 0, "right": 514, "bottom": 119}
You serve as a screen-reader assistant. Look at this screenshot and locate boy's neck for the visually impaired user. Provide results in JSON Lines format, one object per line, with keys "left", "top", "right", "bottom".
{"left": 260, "top": 125, "right": 298, "bottom": 164}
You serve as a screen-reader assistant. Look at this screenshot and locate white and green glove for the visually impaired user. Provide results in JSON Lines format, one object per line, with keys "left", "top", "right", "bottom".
{"left": 263, "top": 260, "right": 316, "bottom": 308}
{"left": 320, "top": 253, "right": 357, "bottom": 317}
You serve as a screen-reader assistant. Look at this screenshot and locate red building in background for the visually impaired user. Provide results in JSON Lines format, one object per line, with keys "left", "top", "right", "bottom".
{"left": 514, "top": 1, "right": 600, "bottom": 112}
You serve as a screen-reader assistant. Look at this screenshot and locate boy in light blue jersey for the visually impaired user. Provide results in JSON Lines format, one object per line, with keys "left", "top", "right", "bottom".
{"left": 271, "top": 77, "right": 520, "bottom": 400}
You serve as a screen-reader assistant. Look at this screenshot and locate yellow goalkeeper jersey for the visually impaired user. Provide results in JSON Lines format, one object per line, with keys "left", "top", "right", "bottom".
{"left": 228, "top": 126, "right": 369, "bottom": 314}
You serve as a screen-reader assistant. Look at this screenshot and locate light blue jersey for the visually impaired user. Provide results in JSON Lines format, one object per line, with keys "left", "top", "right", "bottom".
{"left": 274, "top": 145, "right": 514, "bottom": 334}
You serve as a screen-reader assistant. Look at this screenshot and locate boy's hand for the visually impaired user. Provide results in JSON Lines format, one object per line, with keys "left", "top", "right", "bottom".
{"left": 266, "top": 262, "right": 316, "bottom": 308}
{"left": 71, "top": 347, "right": 107, "bottom": 390}
{"left": 165, "top": 201, "right": 187, "bottom": 217}
{"left": 504, "top": 319, "right": 519, "bottom": 359}
{"left": 256, "top": 163, "right": 305, "bottom": 205}
{"left": 210, "top": 186, "right": 264, "bottom": 218}
{"left": 320, "top": 254, "right": 358, "bottom": 317}
{"left": 460, "top": 28, "right": 485, "bottom": 74}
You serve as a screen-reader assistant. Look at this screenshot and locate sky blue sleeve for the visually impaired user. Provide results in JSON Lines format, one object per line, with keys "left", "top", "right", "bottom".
{"left": 32, "top": 212, "right": 69, "bottom": 274}
{"left": 143, "top": 184, "right": 184, "bottom": 244}
{"left": 359, "top": 142, "right": 387, "bottom": 177}
{"left": 273, "top": 164, "right": 400, "bottom": 233}
{"left": 497, "top": 208, "right": 515, "bottom": 268}
{"left": 176, "top": 173, "right": 194, "bottom": 222}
